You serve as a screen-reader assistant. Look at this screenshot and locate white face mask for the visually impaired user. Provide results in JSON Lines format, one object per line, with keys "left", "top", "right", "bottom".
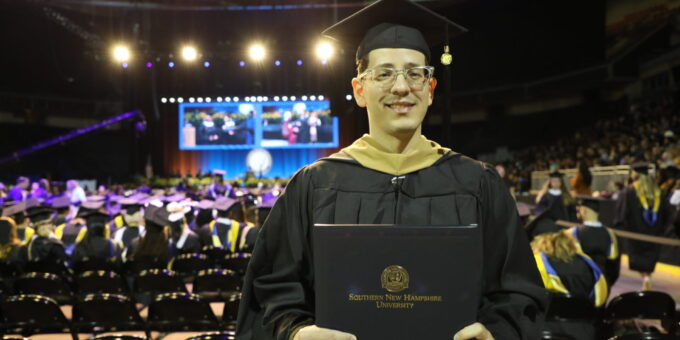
{"left": 670, "top": 189, "right": 680, "bottom": 206}
{"left": 548, "top": 189, "right": 562, "bottom": 196}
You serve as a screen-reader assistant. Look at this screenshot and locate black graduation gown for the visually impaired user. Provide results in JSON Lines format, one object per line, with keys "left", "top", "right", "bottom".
{"left": 573, "top": 225, "right": 620, "bottom": 287}
{"left": 536, "top": 193, "right": 577, "bottom": 223}
{"left": 24, "top": 235, "right": 67, "bottom": 264}
{"left": 113, "top": 226, "right": 143, "bottom": 249}
{"left": 543, "top": 256, "right": 597, "bottom": 340}
{"left": 169, "top": 229, "right": 202, "bottom": 256}
{"left": 72, "top": 237, "right": 119, "bottom": 262}
{"left": 235, "top": 152, "right": 547, "bottom": 340}
{"left": 614, "top": 187, "right": 672, "bottom": 273}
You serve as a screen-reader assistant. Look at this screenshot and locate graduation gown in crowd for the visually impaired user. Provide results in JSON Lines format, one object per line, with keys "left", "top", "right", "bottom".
{"left": 535, "top": 191, "right": 577, "bottom": 224}
{"left": 614, "top": 186, "right": 673, "bottom": 273}
{"left": 236, "top": 135, "right": 547, "bottom": 340}
{"left": 201, "top": 218, "right": 257, "bottom": 253}
{"left": 169, "top": 227, "right": 202, "bottom": 256}
{"left": 113, "top": 225, "right": 145, "bottom": 249}
{"left": 568, "top": 223, "right": 620, "bottom": 287}
{"left": 16, "top": 225, "right": 34, "bottom": 245}
{"left": 22, "top": 234, "right": 68, "bottom": 264}
{"left": 54, "top": 221, "right": 87, "bottom": 256}
{"left": 72, "top": 237, "right": 121, "bottom": 263}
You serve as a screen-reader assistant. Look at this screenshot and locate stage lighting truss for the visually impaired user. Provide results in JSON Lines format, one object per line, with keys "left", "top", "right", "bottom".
{"left": 161, "top": 94, "right": 325, "bottom": 104}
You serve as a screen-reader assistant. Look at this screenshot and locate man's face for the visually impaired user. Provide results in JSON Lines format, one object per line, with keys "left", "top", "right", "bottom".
{"left": 352, "top": 48, "right": 436, "bottom": 138}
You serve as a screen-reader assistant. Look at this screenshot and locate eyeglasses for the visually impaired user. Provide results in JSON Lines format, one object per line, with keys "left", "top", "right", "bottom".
{"left": 358, "top": 66, "right": 434, "bottom": 90}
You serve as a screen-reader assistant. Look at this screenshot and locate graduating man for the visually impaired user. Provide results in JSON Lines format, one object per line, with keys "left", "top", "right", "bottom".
{"left": 236, "top": 1, "right": 546, "bottom": 339}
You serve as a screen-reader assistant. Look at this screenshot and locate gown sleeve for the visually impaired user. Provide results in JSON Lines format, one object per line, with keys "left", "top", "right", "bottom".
{"left": 236, "top": 168, "right": 315, "bottom": 340}
{"left": 477, "top": 164, "right": 548, "bottom": 340}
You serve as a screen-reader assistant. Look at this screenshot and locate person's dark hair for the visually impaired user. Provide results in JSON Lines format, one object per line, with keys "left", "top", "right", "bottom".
{"left": 356, "top": 56, "right": 369, "bottom": 75}
{"left": 195, "top": 209, "right": 213, "bottom": 228}
{"left": 132, "top": 220, "right": 168, "bottom": 259}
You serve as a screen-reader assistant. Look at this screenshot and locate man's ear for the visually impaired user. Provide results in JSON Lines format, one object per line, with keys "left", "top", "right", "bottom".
{"left": 428, "top": 78, "right": 437, "bottom": 106}
{"left": 351, "top": 78, "right": 367, "bottom": 108}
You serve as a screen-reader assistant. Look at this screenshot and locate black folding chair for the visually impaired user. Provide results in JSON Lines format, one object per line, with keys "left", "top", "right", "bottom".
{"left": 604, "top": 291, "right": 677, "bottom": 337}
{"left": 185, "top": 331, "right": 236, "bottom": 340}
{"left": 222, "top": 253, "right": 251, "bottom": 275}
{"left": 169, "top": 253, "right": 212, "bottom": 280}
{"left": 222, "top": 293, "right": 241, "bottom": 329}
{"left": 72, "top": 293, "right": 148, "bottom": 338}
{"left": 611, "top": 334, "right": 678, "bottom": 340}
{"left": 24, "top": 260, "right": 71, "bottom": 278}
{"left": 75, "top": 270, "right": 130, "bottom": 297}
{"left": 201, "top": 246, "right": 231, "bottom": 268}
{"left": 13, "top": 272, "right": 74, "bottom": 305}
{"left": 134, "top": 268, "right": 187, "bottom": 299}
{"left": 147, "top": 292, "right": 221, "bottom": 332}
{"left": 0, "top": 294, "right": 76, "bottom": 339}
{"left": 73, "top": 258, "right": 121, "bottom": 275}
{"left": 192, "top": 269, "right": 241, "bottom": 302}
{"left": 540, "top": 332, "right": 576, "bottom": 340}
{"left": 90, "top": 335, "right": 148, "bottom": 340}
{"left": 546, "top": 293, "right": 598, "bottom": 321}
{"left": 122, "top": 257, "right": 166, "bottom": 277}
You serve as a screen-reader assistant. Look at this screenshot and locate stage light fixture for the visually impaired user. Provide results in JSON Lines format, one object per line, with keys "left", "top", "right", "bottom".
{"left": 168, "top": 61, "right": 175, "bottom": 68}
{"left": 319, "top": 95, "right": 324, "bottom": 100}
{"left": 274, "top": 60, "right": 281, "bottom": 66}
{"left": 169, "top": 98, "right": 176, "bottom": 103}
{"left": 233, "top": 97, "right": 239, "bottom": 102}
{"left": 274, "top": 96, "right": 280, "bottom": 101}
{"left": 256, "top": 96, "right": 263, "bottom": 102}
{"left": 263, "top": 96, "right": 268, "bottom": 101}
{"left": 315, "top": 42, "right": 334, "bottom": 60}
{"left": 321, "top": 59, "right": 328, "bottom": 65}
{"left": 205, "top": 97, "right": 212, "bottom": 103}
{"left": 291, "top": 96, "right": 296, "bottom": 100}
{"left": 297, "top": 59, "right": 303, "bottom": 66}
{"left": 112, "top": 45, "right": 131, "bottom": 62}
{"left": 346, "top": 94, "right": 352, "bottom": 101}
{"left": 121, "top": 62, "right": 129, "bottom": 69}
{"left": 239, "top": 61, "right": 246, "bottom": 67}
{"left": 197, "top": 97, "right": 204, "bottom": 103}
{"left": 310, "top": 95, "right": 316, "bottom": 100}
{"left": 301, "top": 95, "right": 308, "bottom": 101}
{"left": 177, "top": 97, "right": 184, "bottom": 103}
{"left": 189, "top": 97, "right": 195, "bottom": 103}
{"left": 203, "top": 61, "right": 210, "bottom": 68}
{"left": 225, "top": 97, "right": 232, "bottom": 102}
{"left": 282, "top": 96, "right": 288, "bottom": 101}
{"left": 182, "top": 46, "right": 198, "bottom": 62}
{"left": 245, "top": 97, "right": 250, "bottom": 102}
{"left": 217, "top": 97, "right": 223, "bottom": 102}
{"left": 248, "top": 44, "right": 266, "bottom": 61}
{"left": 161, "top": 97, "right": 167, "bottom": 103}
{"left": 146, "top": 62, "right": 153, "bottom": 68}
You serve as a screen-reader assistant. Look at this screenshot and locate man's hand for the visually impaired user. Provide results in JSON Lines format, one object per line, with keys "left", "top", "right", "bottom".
{"left": 292, "top": 325, "right": 357, "bottom": 340}
{"left": 453, "top": 323, "right": 494, "bottom": 340}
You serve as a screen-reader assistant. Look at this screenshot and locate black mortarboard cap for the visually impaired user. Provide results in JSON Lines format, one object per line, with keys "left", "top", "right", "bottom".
{"left": 322, "top": 0, "right": 468, "bottom": 61}
{"left": 28, "top": 206, "right": 53, "bottom": 224}
{"left": 51, "top": 196, "right": 71, "bottom": 210}
{"left": 548, "top": 171, "right": 563, "bottom": 178}
{"left": 631, "top": 162, "right": 650, "bottom": 174}
{"left": 85, "top": 211, "right": 110, "bottom": 228}
{"left": 214, "top": 197, "right": 237, "bottom": 212}
{"left": 576, "top": 195, "right": 604, "bottom": 213}
{"left": 2, "top": 202, "right": 25, "bottom": 217}
{"left": 144, "top": 204, "right": 171, "bottom": 228}
{"left": 197, "top": 199, "right": 216, "bottom": 211}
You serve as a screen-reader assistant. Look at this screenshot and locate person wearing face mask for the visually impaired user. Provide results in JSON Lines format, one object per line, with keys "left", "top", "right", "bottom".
{"left": 112, "top": 197, "right": 146, "bottom": 249}
{"left": 166, "top": 202, "right": 201, "bottom": 256}
{"left": 235, "top": 1, "right": 546, "bottom": 339}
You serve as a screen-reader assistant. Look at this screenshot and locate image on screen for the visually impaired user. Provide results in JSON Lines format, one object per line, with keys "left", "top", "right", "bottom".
{"left": 179, "top": 100, "right": 338, "bottom": 150}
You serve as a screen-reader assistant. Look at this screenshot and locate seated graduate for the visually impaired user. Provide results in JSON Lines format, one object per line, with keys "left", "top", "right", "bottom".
{"left": 568, "top": 196, "right": 620, "bottom": 287}
{"left": 72, "top": 211, "right": 123, "bottom": 263}
{"left": 166, "top": 202, "right": 202, "bottom": 256}
{"left": 199, "top": 197, "right": 257, "bottom": 253}
{"left": 112, "top": 196, "right": 146, "bottom": 249}
{"left": 2, "top": 201, "right": 35, "bottom": 245}
{"left": 0, "top": 216, "right": 22, "bottom": 265}
{"left": 531, "top": 231, "right": 608, "bottom": 340}
{"left": 50, "top": 195, "right": 72, "bottom": 227}
{"left": 122, "top": 200, "right": 171, "bottom": 262}
{"left": 192, "top": 199, "right": 216, "bottom": 231}
{"left": 54, "top": 207, "right": 88, "bottom": 256}
{"left": 21, "top": 205, "right": 68, "bottom": 265}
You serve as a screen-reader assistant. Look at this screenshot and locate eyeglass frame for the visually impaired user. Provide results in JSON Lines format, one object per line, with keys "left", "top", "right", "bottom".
{"left": 357, "top": 65, "right": 435, "bottom": 90}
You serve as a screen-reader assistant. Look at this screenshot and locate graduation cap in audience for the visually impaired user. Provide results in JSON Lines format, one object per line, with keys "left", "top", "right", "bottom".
{"left": 166, "top": 202, "right": 191, "bottom": 223}
{"left": 322, "top": 0, "right": 468, "bottom": 64}
{"left": 119, "top": 197, "right": 142, "bottom": 214}
{"left": 83, "top": 211, "right": 110, "bottom": 229}
{"left": 631, "top": 161, "right": 650, "bottom": 174}
{"left": 2, "top": 201, "right": 26, "bottom": 218}
{"left": 196, "top": 199, "right": 216, "bottom": 211}
{"left": 214, "top": 197, "right": 238, "bottom": 212}
{"left": 548, "top": 171, "right": 564, "bottom": 178}
{"left": 28, "top": 205, "right": 53, "bottom": 226}
{"left": 258, "top": 191, "right": 280, "bottom": 209}
{"left": 144, "top": 203, "right": 171, "bottom": 228}
{"left": 87, "top": 195, "right": 107, "bottom": 202}
{"left": 50, "top": 196, "right": 71, "bottom": 211}
{"left": 163, "top": 193, "right": 186, "bottom": 204}
{"left": 575, "top": 195, "right": 605, "bottom": 213}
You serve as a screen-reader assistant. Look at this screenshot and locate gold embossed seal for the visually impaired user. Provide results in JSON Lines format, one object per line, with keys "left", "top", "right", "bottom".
{"left": 381, "top": 265, "right": 409, "bottom": 293}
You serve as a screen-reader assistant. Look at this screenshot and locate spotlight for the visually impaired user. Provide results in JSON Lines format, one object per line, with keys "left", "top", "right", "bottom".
{"left": 248, "top": 44, "right": 266, "bottom": 61}
{"left": 146, "top": 62, "right": 153, "bottom": 68}
{"left": 189, "top": 97, "right": 195, "bottom": 103}
{"left": 245, "top": 97, "right": 250, "bottom": 102}
{"left": 301, "top": 96, "right": 308, "bottom": 101}
{"left": 169, "top": 98, "right": 176, "bottom": 103}
{"left": 256, "top": 96, "right": 263, "bottom": 102}
{"left": 321, "top": 59, "right": 328, "bottom": 65}
{"left": 315, "top": 42, "right": 334, "bottom": 60}
{"left": 263, "top": 96, "right": 268, "bottom": 101}
{"left": 233, "top": 97, "right": 239, "bottom": 102}
{"left": 177, "top": 97, "right": 184, "bottom": 103}
{"left": 181, "top": 46, "right": 198, "bottom": 61}
{"left": 161, "top": 97, "right": 167, "bottom": 103}
{"left": 205, "top": 97, "right": 212, "bottom": 103}
{"left": 203, "top": 61, "right": 210, "bottom": 68}
{"left": 291, "top": 96, "right": 296, "bottom": 101}
{"left": 225, "top": 97, "right": 232, "bottom": 102}
{"left": 318, "top": 95, "right": 324, "bottom": 100}
{"left": 274, "top": 60, "right": 281, "bottom": 66}
{"left": 274, "top": 96, "right": 280, "bottom": 101}
{"left": 216, "top": 97, "right": 223, "bottom": 102}
{"left": 310, "top": 95, "right": 316, "bottom": 100}
{"left": 282, "top": 96, "right": 288, "bottom": 101}
{"left": 168, "top": 61, "right": 175, "bottom": 68}
{"left": 297, "top": 59, "right": 303, "bottom": 66}
{"left": 346, "top": 94, "right": 352, "bottom": 101}
{"left": 121, "top": 62, "right": 129, "bottom": 69}
{"left": 112, "top": 45, "right": 131, "bottom": 62}
{"left": 197, "top": 97, "right": 204, "bottom": 103}
{"left": 239, "top": 61, "right": 246, "bottom": 67}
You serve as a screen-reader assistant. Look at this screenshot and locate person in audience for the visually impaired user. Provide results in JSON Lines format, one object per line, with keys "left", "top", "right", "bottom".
{"left": 8, "top": 177, "right": 29, "bottom": 202}
{"left": 54, "top": 211, "right": 87, "bottom": 256}
{"left": 112, "top": 197, "right": 146, "bottom": 249}
{"left": 67, "top": 179, "right": 86, "bottom": 206}
{"left": 192, "top": 199, "right": 216, "bottom": 231}
{"left": 568, "top": 196, "right": 620, "bottom": 287}
{"left": 614, "top": 162, "right": 674, "bottom": 290}
{"left": 21, "top": 206, "right": 68, "bottom": 265}
{"left": 166, "top": 202, "right": 201, "bottom": 255}
{"left": 51, "top": 195, "right": 71, "bottom": 227}
{"left": 30, "top": 179, "right": 50, "bottom": 200}
{"left": 3, "top": 201, "right": 35, "bottom": 245}
{"left": 534, "top": 171, "right": 578, "bottom": 223}
{"left": 199, "top": 197, "right": 257, "bottom": 253}
{"left": 72, "top": 211, "right": 122, "bottom": 263}
{"left": 531, "top": 231, "right": 608, "bottom": 340}
{"left": 123, "top": 201, "right": 170, "bottom": 262}
{"left": 570, "top": 161, "right": 593, "bottom": 196}
{"left": 0, "top": 216, "right": 22, "bottom": 264}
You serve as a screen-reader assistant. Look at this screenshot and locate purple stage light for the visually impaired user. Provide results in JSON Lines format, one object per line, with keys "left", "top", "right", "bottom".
{"left": 321, "top": 59, "right": 328, "bottom": 65}
{"left": 297, "top": 59, "right": 303, "bottom": 66}
{"left": 203, "top": 61, "right": 210, "bottom": 68}
{"left": 239, "top": 61, "right": 246, "bottom": 67}
{"left": 168, "top": 61, "right": 175, "bottom": 68}
{"left": 146, "top": 62, "right": 153, "bottom": 68}
{"left": 274, "top": 60, "right": 281, "bottom": 66}
{"left": 122, "top": 62, "right": 129, "bottom": 68}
